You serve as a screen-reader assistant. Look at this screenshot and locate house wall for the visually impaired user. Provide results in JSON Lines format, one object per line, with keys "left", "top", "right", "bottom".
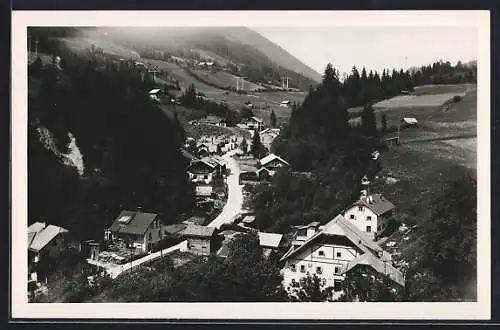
{"left": 142, "top": 219, "right": 164, "bottom": 252}
{"left": 344, "top": 206, "right": 382, "bottom": 240}
{"left": 282, "top": 242, "right": 362, "bottom": 289}
{"left": 188, "top": 171, "right": 214, "bottom": 184}
{"left": 187, "top": 237, "right": 212, "bottom": 256}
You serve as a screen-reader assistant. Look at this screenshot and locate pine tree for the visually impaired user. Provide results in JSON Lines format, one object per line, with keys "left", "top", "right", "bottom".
{"left": 270, "top": 110, "right": 277, "bottom": 128}
{"left": 251, "top": 130, "right": 265, "bottom": 159}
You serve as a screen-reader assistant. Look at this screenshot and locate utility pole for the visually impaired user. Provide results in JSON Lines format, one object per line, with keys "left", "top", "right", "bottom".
{"left": 397, "top": 112, "right": 403, "bottom": 145}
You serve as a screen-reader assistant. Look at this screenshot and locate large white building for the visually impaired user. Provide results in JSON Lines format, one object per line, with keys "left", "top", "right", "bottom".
{"left": 343, "top": 194, "right": 395, "bottom": 240}
{"left": 280, "top": 215, "right": 404, "bottom": 293}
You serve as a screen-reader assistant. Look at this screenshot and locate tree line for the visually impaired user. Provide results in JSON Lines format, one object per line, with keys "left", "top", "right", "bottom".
{"left": 341, "top": 60, "right": 476, "bottom": 108}
{"left": 28, "top": 39, "right": 195, "bottom": 240}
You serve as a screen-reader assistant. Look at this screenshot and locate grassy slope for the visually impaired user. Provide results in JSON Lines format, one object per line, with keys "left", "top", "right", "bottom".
{"left": 371, "top": 84, "right": 477, "bottom": 282}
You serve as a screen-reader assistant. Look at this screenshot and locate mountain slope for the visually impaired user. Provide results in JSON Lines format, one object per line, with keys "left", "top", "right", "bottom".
{"left": 90, "top": 27, "right": 321, "bottom": 85}
{"left": 220, "top": 27, "right": 322, "bottom": 82}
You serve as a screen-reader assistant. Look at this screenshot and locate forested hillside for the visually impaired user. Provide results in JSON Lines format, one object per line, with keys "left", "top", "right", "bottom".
{"left": 28, "top": 33, "right": 194, "bottom": 240}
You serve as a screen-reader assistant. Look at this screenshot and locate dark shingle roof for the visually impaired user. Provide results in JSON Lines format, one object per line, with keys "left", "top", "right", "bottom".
{"left": 109, "top": 211, "right": 159, "bottom": 236}
{"left": 353, "top": 194, "right": 395, "bottom": 216}
{"left": 181, "top": 225, "right": 216, "bottom": 238}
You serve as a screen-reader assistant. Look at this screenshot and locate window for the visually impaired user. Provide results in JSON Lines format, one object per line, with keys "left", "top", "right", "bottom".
{"left": 318, "top": 250, "right": 325, "bottom": 256}
{"left": 204, "top": 175, "right": 208, "bottom": 179}
{"left": 334, "top": 266, "right": 341, "bottom": 274}
{"left": 316, "top": 266, "right": 322, "bottom": 274}
{"left": 366, "top": 226, "right": 372, "bottom": 232}
{"left": 300, "top": 265, "right": 306, "bottom": 273}
{"left": 367, "top": 216, "right": 372, "bottom": 221}
{"left": 336, "top": 252, "right": 341, "bottom": 258}
{"left": 290, "top": 264, "right": 296, "bottom": 272}
{"left": 350, "top": 214, "right": 355, "bottom": 220}
{"left": 148, "top": 232, "right": 152, "bottom": 240}
{"left": 358, "top": 206, "right": 363, "bottom": 212}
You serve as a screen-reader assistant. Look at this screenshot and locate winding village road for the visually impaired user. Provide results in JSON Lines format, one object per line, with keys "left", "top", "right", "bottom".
{"left": 90, "top": 148, "right": 244, "bottom": 279}
{"left": 207, "top": 149, "right": 244, "bottom": 229}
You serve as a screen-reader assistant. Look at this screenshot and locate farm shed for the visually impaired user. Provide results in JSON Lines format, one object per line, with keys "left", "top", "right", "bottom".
{"left": 401, "top": 117, "right": 418, "bottom": 127}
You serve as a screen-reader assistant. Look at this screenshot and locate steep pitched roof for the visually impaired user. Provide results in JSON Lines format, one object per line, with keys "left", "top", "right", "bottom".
{"left": 342, "top": 253, "right": 405, "bottom": 287}
{"left": 281, "top": 214, "right": 384, "bottom": 261}
{"left": 187, "top": 159, "right": 217, "bottom": 172}
{"left": 181, "top": 225, "right": 216, "bottom": 238}
{"left": 349, "top": 194, "right": 395, "bottom": 216}
{"left": 260, "top": 128, "right": 280, "bottom": 136}
{"left": 259, "top": 153, "right": 290, "bottom": 167}
{"left": 28, "top": 222, "right": 69, "bottom": 252}
{"left": 109, "top": 211, "right": 159, "bottom": 236}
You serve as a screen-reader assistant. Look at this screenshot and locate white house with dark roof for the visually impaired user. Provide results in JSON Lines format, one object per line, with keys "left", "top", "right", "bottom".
{"left": 186, "top": 159, "right": 217, "bottom": 184}
{"left": 245, "top": 116, "right": 264, "bottom": 131}
{"left": 280, "top": 215, "right": 404, "bottom": 293}
{"left": 107, "top": 211, "right": 163, "bottom": 253}
{"left": 343, "top": 194, "right": 395, "bottom": 240}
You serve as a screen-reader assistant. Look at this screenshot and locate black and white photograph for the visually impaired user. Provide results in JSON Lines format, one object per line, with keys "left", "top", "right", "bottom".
{"left": 11, "top": 10, "right": 490, "bottom": 320}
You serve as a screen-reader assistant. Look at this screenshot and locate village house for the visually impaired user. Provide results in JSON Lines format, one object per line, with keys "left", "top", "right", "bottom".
{"left": 280, "top": 100, "right": 291, "bottom": 108}
{"left": 105, "top": 210, "right": 163, "bottom": 253}
{"left": 181, "top": 225, "right": 217, "bottom": 256}
{"left": 148, "top": 88, "right": 162, "bottom": 102}
{"left": 259, "top": 128, "right": 280, "bottom": 151}
{"left": 196, "top": 142, "right": 218, "bottom": 157}
{"left": 280, "top": 215, "right": 404, "bottom": 293}
{"left": 28, "top": 222, "right": 71, "bottom": 282}
{"left": 258, "top": 232, "right": 283, "bottom": 259}
{"left": 401, "top": 117, "right": 418, "bottom": 128}
{"left": 245, "top": 116, "right": 264, "bottom": 131}
{"left": 343, "top": 193, "right": 395, "bottom": 240}
{"left": 200, "top": 116, "right": 227, "bottom": 127}
{"left": 259, "top": 153, "right": 290, "bottom": 175}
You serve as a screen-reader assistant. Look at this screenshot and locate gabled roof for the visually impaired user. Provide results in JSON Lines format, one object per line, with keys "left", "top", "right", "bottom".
{"left": 187, "top": 159, "right": 217, "bottom": 171}
{"left": 255, "top": 167, "right": 272, "bottom": 174}
{"left": 260, "top": 128, "right": 280, "bottom": 136}
{"left": 342, "top": 253, "right": 405, "bottom": 287}
{"left": 281, "top": 214, "right": 384, "bottom": 261}
{"left": 258, "top": 232, "right": 283, "bottom": 249}
{"left": 149, "top": 89, "right": 161, "bottom": 94}
{"left": 402, "top": 117, "right": 418, "bottom": 124}
{"left": 202, "top": 156, "right": 225, "bottom": 167}
{"left": 109, "top": 211, "right": 159, "bottom": 236}
{"left": 28, "top": 222, "right": 69, "bottom": 252}
{"left": 181, "top": 225, "right": 216, "bottom": 238}
{"left": 260, "top": 153, "right": 290, "bottom": 167}
{"left": 348, "top": 194, "right": 395, "bottom": 216}
{"left": 247, "top": 116, "right": 263, "bottom": 123}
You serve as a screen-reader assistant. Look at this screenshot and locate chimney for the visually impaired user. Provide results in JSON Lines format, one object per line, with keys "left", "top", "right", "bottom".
{"left": 137, "top": 206, "right": 142, "bottom": 213}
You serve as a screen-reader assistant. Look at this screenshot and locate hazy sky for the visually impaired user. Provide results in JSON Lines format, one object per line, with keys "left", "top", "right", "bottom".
{"left": 253, "top": 27, "right": 477, "bottom": 76}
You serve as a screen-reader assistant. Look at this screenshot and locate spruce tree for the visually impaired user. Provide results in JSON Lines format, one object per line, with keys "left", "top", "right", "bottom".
{"left": 251, "top": 130, "right": 265, "bottom": 159}
{"left": 270, "top": 110, "right": 277, "bottom": 128}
